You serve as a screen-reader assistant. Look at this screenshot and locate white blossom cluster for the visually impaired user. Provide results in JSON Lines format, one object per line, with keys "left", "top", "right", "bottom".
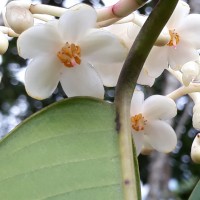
{"left": 2, "top": 0, "right": 200, "bottom": 157}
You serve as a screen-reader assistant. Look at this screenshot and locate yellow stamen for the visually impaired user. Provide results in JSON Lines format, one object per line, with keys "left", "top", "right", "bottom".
{"left": 131, "top": 113, "right": 147, "bottom": 132}
{"left": 167, "top": 29, "right": 180, "bottom": 48}
{"left": 57, "top": 42, "right": 81, "bottom": 67}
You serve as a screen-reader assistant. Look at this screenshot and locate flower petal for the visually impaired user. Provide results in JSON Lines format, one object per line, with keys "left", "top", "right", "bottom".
{"left": 25, "top": 55, "right": 61, "bottom": 100}
{"left": 143, "top": 95, "right": 177, "bottom": 120}
{"left": 178, "top": 14, "right": 200, "bottom": 49}
{"left": 145, "top": 120, "right": 177, "bottom": 153}
{"left": 168, "top": 39, "right": 199, "bottom": 69}
{"left": 92, "top": 62, "right": 122, "bottom": 87}
{"left": 60, "top": 61, "right": 104, "bottom": 99}
{"left": 145, "top": 46, "right": 168, "bottom": 77}
{"left": 132, "top": 131, "right": 144, "bottom": 156}
{"left": 104, "top": 22, "right": 137, "bottom": 49}
{"left": 141, "top": 137, "right": 154, "bottom": 155}
{"left": 17, "top": 21, "right": 63, "bottom": 59}
{"left": 58, "top": 4, "right": 96, "bottom": 42}
{"left": 137, "top": 68, "right": 155, "bottom": 87}
{"left": 130, "top": 91, "right": 144, "bottom": 116}
{"left": 167, "top": 1, "right": 190, "bottom": 29}
{"left": 80, "top": 29, "right": 128, "bottom": 64}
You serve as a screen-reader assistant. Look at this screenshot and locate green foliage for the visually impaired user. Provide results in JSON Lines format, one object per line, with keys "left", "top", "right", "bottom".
{"left": 189, "top": 179, "right": 200, "bottom": 200}
{"left": 0, "top": 97, "right": 123, "bottom": 199}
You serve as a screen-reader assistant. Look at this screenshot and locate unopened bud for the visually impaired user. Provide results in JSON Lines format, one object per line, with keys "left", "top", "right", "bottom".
{"left": 6, "top": 5, "right": 34, "bottom": 34}
{"left": 181, "top": 61, "right": 199, "bottom": 86}
{"left": 0, "top": 32, "right": 8, "bottom": 54}
{"left": 191, "top": 133, "right": 200, "bottom": 163}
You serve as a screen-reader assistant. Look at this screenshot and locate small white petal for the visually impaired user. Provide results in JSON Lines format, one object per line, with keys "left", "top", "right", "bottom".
{"left": 178, "top": 14, "right": 200, "bottom": 49}
{"left": 167, "top": 1, "right": 190, "bottom": 29}
{"left": 145, "top": 46, "right": 168, "bottom": 77}
{"left": 137, "top": 68, "right": 155, "bottom": 87}
{"left": 143, "top": 95, "right": 177, "bottom": 120}
{"left": 92, "top": 62, "right": 122, "bottom": 87}
{"left": 145, "top": 120, "right": 177, "bottom": 153}
{"left": 130, "top": 91, "right": 144, "bottom": 116}
{"left": 60, "top": 61, "right": 104, "bottom": 99}
{"left": 25, "top": 55, "right": 61, "bottom": 100}
{"left": 17, "top": 21, "right": 63, "bottom": 59}
{"left": 132, "top": 131, "right": 144, "bottom": 156}
{"left": 80, "top": 29, "right": 128, "bottom": 64}
{"left": 58, "top": 4, "right": 96, "bottom": 43}
{"left": 168, "top": 39, "right": 199, "bottom": 69}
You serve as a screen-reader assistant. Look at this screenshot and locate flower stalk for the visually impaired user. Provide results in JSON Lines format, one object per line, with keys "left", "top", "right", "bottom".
{"left": 167, "top": 84, "right": 200, "bottom": 100}
{"left": 114, "top": 0, "right": 179, "bottom": 199}
{"left": 168, "top": 68, "right": 200, "bottom": 103}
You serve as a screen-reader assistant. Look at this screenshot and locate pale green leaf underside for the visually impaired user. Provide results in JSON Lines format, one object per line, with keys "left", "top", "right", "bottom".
{"left": 0, "top": 97, "right": 123, "bottom": 200}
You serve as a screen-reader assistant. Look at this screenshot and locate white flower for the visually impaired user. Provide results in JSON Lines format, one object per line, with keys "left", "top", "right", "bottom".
{"left": 181, "top": 59, "right": 200, "bottom": 86}
{"left": 130, "top": 91, "right": 177, "bottom": 155}
{"left": 145, "top": 0, "right": 200, "bottom": 77}
{"left": 116, "top": 1, "right": 200, "bottom": 79}
{"left": 17, "top": 4, "right": 127, "bottom": 100}
{"left": 104, "top": 22, "right": 155, "bottom": 87}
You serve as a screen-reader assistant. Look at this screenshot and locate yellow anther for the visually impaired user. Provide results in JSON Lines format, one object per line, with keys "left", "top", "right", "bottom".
{"left": 131, "top": 113, "right": 147, "bottom": 132}
{"left": 167, "top": 29, "right": 180, "bottom": 47}
{"left": 57, "top": 42, "right": 81, "bottom": 67}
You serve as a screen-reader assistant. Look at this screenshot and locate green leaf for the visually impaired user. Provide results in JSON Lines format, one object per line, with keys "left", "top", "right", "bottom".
{"left": 0, "top": 97, "right": 124, "bottom": 200}
{"left": 189, "top": 179, "right": 200, "bottom": 200}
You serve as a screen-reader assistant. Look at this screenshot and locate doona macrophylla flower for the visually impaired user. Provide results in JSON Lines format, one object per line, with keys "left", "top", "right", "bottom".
{"left": 130, "top": 91, "right": 177, "bottom": 155}
{"left": 144, "top": 0, "right": 200, "bottom": 77}
{"left": 104, "top": 22, "right": 155, "bottom": 86}
{"left": 118, "top": 1, "right": 200, "bottom": 78}
{"left": 181, "top": 59, "right": 200, "bottom": 86}
{"left": 17, "top": 4, "right": 127, "bottom": 100}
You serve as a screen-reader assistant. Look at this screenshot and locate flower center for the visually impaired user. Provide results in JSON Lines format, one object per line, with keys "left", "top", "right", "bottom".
{"left": 131, "top": 113, "right": 147, "bottom": 132}
{"left": 167, "top": 29, "right": 180, "bottom": 48}
{"left": 57, "top": 42, "right": 81, "bottom": 67}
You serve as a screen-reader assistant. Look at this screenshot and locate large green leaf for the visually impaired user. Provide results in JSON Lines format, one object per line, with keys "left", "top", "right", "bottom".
{"left": 189, "top": 180, "right": 200, "bottom": 200}
{"left": 0, "top": 97, "right": 123, "bottom": 200}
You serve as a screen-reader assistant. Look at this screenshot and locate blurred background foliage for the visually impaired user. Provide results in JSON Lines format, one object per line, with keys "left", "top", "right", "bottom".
{"left": 0, "top": 0, "right": 200, "bottom": 199}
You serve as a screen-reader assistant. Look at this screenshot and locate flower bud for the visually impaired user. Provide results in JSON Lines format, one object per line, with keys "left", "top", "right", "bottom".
{"left": 0, "top": 32, "right": 8, "bottom": 54}
{"left": 181, "top": 61, "right": 199, "bottom": 86}
{"left": 191, "top": 133, "right": 200, "bottom": 163}
{"left": 6, "top": 5, "right": 34, "bottom": 34}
